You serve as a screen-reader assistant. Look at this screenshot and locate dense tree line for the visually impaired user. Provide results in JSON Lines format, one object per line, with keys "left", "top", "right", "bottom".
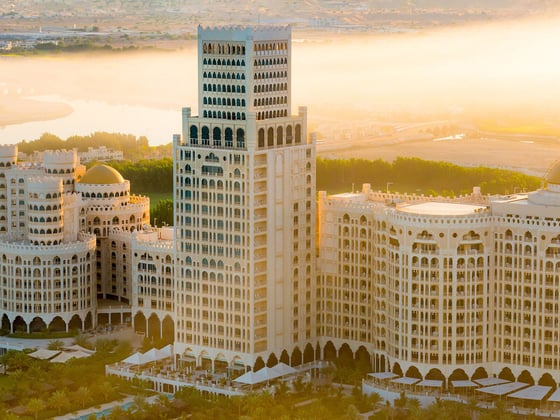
{"left": 109, "top": 159, "right": 173, "bottom": 193}
{"left": 317, "top": 157, "right": 541, "bottom": 196}
{"left": 151, "top": 199, "right": 173, "bottom": 227}
{"left": 107, "top": 156, "right": 540, "bottom": 198}
{"left": 18, "top": 132, "right": 171, "bottom": 161}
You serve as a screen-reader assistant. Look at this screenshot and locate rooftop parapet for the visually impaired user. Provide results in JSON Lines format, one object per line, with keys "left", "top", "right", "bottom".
{"left": 198, "top": 25, "right": 291, "bottom": 42}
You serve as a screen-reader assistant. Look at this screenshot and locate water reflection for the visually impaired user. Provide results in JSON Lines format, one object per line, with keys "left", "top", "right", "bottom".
{"left": 0, "top": 95, "right": 181, "bottom": 146}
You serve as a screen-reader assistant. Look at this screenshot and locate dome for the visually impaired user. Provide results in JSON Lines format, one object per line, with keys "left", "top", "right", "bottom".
{"left": 546, "top": 161, "right": 560, "bottom": 185}
{"left": 79, "top": 164, "right": 124, "bottom": 184}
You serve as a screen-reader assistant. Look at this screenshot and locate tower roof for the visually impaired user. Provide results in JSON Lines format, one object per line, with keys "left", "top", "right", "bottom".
{"left": 546, "top": 161, "right": 560, "bottom": 185}
{"left": 79, "top": 164, "right": 124, "bottom": 184}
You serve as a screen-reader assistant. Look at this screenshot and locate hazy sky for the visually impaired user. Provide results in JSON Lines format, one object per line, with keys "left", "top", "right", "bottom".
{"left": 2, "top": 12, "right": 560, "bottom": 132}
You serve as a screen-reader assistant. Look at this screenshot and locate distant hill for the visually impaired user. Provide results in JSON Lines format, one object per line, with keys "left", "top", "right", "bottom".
{"left": 366, "top": 0, "right": 555, "bottom": 9}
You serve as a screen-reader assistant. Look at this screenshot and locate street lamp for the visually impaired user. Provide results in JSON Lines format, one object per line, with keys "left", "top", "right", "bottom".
{"left": 386, "top": 182, "right": 393, "bottom": 194}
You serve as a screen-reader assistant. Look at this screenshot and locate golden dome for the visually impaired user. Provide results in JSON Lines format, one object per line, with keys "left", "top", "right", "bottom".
{"left": 79, "top": 164, "right": 124, "bottom": 184}
{"left": 546, "top": 161, "right": 560, "bottom": 185}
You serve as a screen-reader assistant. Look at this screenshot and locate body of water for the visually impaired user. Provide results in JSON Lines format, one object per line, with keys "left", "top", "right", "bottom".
{"left": 0, "top": 95, "right": 182, "bottom": 146}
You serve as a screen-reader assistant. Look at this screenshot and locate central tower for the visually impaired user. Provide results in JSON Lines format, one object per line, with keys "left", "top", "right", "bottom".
{"left": 174, "top": 26, "right": 316, "bottom": 370}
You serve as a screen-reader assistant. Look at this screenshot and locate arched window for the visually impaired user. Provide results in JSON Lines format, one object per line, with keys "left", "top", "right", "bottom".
{"left": 190, "top": 125, "right": 198, "bottom": 144}
{"left": 286, "top": 125, "right": 293, "bottom": 144}
{"left": 258, "top": 129, "right": 265, "bottom": 148}
{"left": 236, "top": 128, "right": 245, "bottom": 148}
{"left": 267, "top": 127, "right": 274, "bottom": 147}
{"left": 202, "top": 126, "right": 210, "bottom": 145}
{"left": 277, "top": 126, "right": 283, "bottom": 146}
{"left": 213, "top": 127, "right": 221, "bottom": 146}
{"left": 295, "top": 124, "right": 302, "bottom": 143}
{"left": 225, "top": 128, "right": 233, "bottom": 146}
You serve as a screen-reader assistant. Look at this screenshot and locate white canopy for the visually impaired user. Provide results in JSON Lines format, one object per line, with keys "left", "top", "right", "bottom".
{"left": 418, "top": 379, "right": 443, "bottom": 388}
{"left": 451, "top": 380, "right": 478, "bottom": 388}
{"left": 474, "top": 377, "right": 509, "bottom": 387}
{"left": 234, "top": 371, "right": 262, "bottom": 385}
{"left": 122, "top": 345, "right": 174, "bottom": 366}
{"left": 28, "top": 349, "right": 60, "bottom": 360}
{"left": 234, "top": 363, "right": 297, "bottom": 385}
{"left": 546, "top": 387, "right": 560, "bottom": 402}
{"left": 141, "top": 348, "right": 158, "bottom": 364}
{"left": 122, "top": 352, "right": 143, "bottom": 365}
{"left": 271, "top": 362, "right": 296, "bottom": 377}
{"left": 155, "top": 344, "right": 173, "bottom": 360}
{"left": 391, "top": 377, "right": 420, "bottom": 385}
{"left": 64, "top": 344, "right": 95, "bottom": 354}
{"left": 254, "top": 366, "right": 277, "bottom": 383}
{"left": 369, "top": 372, "right": 398, "bottom": 380}
{"left": 50, "top": 350, "right": 91, "bottom": 363}
{"left": 508, "top": 385, "right": 551, "bottom": 401}
{"left": 476, "top": 382, "right": 528, "bottom": 396}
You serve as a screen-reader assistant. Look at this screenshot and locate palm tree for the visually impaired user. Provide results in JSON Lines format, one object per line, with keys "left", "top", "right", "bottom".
{"left": 26, "top": 398, "right": 46, "bottom": 420}
{"left": 47, "top": 339, "right": 64, "bottom": 350}
{"left": 133, "top": 393, "right": 148, "bottom": 413}
{"left": 74, "top": 386, "right": 92, "bottom": 409}
{"left": 367, "top": 391, "right": 381, "bottom": 410}
{"left": 48, "top": 389, "right": 70, "bottom": 415}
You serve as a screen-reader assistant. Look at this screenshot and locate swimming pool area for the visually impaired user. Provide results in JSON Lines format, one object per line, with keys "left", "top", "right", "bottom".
{"left": 74, "top": 401, "right": 134, "bottom": 420}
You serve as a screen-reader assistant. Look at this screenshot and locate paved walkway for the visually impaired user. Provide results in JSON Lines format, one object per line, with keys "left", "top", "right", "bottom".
{"left": 0, "top": 326, "right": 143, "bottom": 352}
{"left": 55, "top": 395, "right": 136, "bottom": 420}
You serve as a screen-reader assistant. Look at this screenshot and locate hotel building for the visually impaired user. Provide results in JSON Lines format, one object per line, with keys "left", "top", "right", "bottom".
{"left": 172, "top": 25, "right": 315, "bottom": 371}
{"left": 3, "top": 25, "right": 560, "bottom": 391}
{"left": 156, "top": 25, "right": 560, "bottom": 387}
{"left": 0, "top": 146, "right": 149, "bottom": 334}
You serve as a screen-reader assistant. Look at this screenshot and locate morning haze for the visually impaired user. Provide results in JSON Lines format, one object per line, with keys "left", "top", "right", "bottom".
{"left": 3, "top": 9, "right": 560, "bottom": 172}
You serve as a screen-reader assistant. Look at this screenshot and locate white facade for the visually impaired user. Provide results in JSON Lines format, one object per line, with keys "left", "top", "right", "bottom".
{"left": 78, "top": 146, "right": 124, "bottom": 163}
{"left": 172, "top": 26, "right": 315, "bottom": 370}
{"left": 0, "top": 147, "right": 148, "bottom": 333}
{"left": 317, "top": 176, "right": 560, "bottom": 387}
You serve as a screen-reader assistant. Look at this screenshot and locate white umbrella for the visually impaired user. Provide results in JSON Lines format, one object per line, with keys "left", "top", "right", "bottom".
{"left": 271, "top": 362, "right": 297, "bottom": 377}
{"left": 122, "top": 352, "right": 143, "bottom": 365}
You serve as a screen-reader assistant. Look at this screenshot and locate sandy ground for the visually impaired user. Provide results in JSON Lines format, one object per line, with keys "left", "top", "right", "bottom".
{"left": 0, "top": 97, "right": 72, "bottom": 126}
{"left": 318, "top": 134, "right": 560, "bottom": 176}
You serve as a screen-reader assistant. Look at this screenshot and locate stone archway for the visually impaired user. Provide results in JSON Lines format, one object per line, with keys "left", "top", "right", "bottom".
{"left": 518, "top": 369, "right": 535, "bottom": 385}
{"left": 471, "top": 366, "right": 488, "bottom": 381}
{"left": 449, "top": 368, "right": 468, "bottom": 382}
{"left": 303, "top": 343, "right": 314, "bottom": 364}
{"left": 267, "top": 353, "right": 278, "bottom": 367}
{"left": 254, "top": 356, "right": 265, "bottom": 371}
{"left": 49, "top": 316, "right": 66, "bottom": 332}
{"left": 291, "top": 347, "right": 302, "bottom": 367}
{"left": 338, "top": 343, "right": 353, "bottom": 366}
{"left": 148, "top": 313, "right": 161, "bottom": 339}
{"left": 498, "top": 367, "right": 515, "bottom": 382}
{"left": 84, "top": 312, "right": 93, "bottom": 330}
{"left": 134, "top": 312, "right": 146, "bottom": 334}
{"left": 162, "top": 315, "right": 174, "bottom": 343}
{"left": 426, "top": 368, "right": 445, "bottom": 381}
{"left": 13, "top": 316, "right": 27, "bottom": 333}
{"left": 30, "top": 317, "right": 47, "bottom": 333}
{"left": 539, "top": 373, "right": 557, "bottom": 390}
{"left": 324, "top": 341, "right": 336, "bottom": 362}
{"left": 355, "top": 346, "right": 372, "bottom": 372}
{"left": 280, "top": 350, "right": 290, "bottom": 365}
{"left": 393, "top": 362, "right": 403, "bottom": 377}
{"left": 405, "top": 365, "right": 422, "bottom": 379}
{"left": 1, "top": 314, "right": 11, "bottom": 333}
{"left": 68, "top": 314, "right": 83, "bottom": 331}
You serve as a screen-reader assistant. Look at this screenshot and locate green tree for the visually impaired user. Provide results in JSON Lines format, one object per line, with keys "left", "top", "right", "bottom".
{"left": 151, "top": 198, "right": 173, "bottom": 226}
{"left": 74, "top": 386, "right": 92, "bottom": 409}
{"left": 26, "top": 398, "right": 45, "bottom": 420}
{"left": 48, "top": 339, "right": 64, "bottom": 350}
{"left": 48, "top": 389, "right": 70, "bottom": 415}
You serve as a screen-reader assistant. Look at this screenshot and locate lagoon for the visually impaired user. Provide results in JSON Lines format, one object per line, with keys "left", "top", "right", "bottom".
{"left": 0, "top": 95, "right": 182, "bottom": 146}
